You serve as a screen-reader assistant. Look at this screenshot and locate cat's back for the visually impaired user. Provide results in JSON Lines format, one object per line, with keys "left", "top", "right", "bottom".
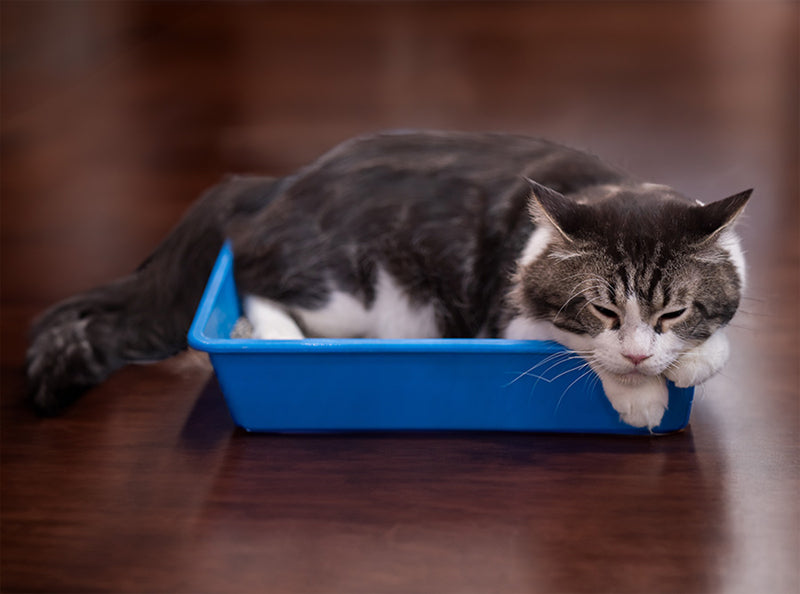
{"left": 308, "top": 130, "right": 556, "bottom": 176}
{"left": 290, "top": 130, "right": 625, "bottom": 196}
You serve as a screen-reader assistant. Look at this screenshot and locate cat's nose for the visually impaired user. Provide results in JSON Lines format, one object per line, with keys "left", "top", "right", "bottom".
{"left": 623, "top": 353, "right": 652, "bottom": 366}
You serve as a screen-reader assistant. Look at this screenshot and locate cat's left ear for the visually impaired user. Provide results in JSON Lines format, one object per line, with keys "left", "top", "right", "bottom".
{"left": 697, "top": 189, "right": 752, "bottom": 241}
{"left": 525, "top": 178, "right": 580, "bottom": 242}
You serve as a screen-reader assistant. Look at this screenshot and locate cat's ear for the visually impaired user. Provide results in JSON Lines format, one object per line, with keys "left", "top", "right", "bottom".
{"left": 525, "top": 178, "right": 578, "bottom": 243}
{"left": 697, "top": 189, "right": 752, "bottom": 242}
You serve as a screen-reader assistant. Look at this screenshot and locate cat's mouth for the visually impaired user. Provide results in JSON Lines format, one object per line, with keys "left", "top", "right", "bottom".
{"left": 588, "top": 361, "right": 660, "bottom": 386}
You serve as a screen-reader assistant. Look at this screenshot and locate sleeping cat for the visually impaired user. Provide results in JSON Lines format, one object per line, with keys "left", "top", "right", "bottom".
{"left": 26, "top": 131, "right": 750, "bottom": 428}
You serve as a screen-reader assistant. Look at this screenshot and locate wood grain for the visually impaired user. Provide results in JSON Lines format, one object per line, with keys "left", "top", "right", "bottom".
{"left": 2, "top": 2, "right": 797, "bottom": 592}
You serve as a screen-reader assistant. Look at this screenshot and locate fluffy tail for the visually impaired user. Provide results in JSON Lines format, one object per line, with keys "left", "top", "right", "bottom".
{"left": 26, "top": 175, "right": 279, "bottom": 415}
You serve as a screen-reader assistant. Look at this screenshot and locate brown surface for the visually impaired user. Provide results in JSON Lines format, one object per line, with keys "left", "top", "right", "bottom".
{"left": 1, "top": 2, "right": 798, "bottom": 593}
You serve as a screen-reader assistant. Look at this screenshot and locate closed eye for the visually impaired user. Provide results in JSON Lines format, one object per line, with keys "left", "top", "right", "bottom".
{"left": 590, "top": 303, "right": 619, "bottom": 320}
{"left": 659, "top": 307, "right": 687, "bottom": 322}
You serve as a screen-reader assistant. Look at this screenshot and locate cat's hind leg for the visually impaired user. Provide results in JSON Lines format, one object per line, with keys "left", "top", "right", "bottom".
{"left": 243, "top": 296, "right": 305, "bottom": 339}
{"left": 26, "top": 274, "right": 195, "bottom": 416}
{"left": 26, "top": 175, "right": 282, "bottom": 415}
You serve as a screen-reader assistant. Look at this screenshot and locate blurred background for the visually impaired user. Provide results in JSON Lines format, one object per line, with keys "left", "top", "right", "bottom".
{"left": 1, "top": 2, "right": 798, "bottom": 593}
{"left": 2, "top": 1, "right": 797, "bottom": 302}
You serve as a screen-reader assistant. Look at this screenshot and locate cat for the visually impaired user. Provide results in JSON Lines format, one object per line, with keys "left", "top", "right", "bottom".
{"left": 26, "top": 131, "right": 750, "bottom": 428}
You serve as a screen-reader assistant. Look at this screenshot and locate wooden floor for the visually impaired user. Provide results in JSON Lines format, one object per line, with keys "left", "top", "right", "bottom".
{"left": 2, "top": 2, "right": 798, "bottom": 592}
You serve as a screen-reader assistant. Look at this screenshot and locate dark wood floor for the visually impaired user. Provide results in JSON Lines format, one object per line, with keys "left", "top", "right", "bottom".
{"left": 2, "top": 2, "right": 798, "bottom": 592}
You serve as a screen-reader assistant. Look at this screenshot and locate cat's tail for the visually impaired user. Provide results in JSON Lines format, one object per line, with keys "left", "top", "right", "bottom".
{"left": 26, "top": 175, "right": 281, "bottom": 416}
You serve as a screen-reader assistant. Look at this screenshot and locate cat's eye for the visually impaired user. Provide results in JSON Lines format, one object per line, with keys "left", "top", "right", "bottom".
{"left": 590, "top": 304, "right": 619, "bottom": 320}
{"left": 659, "top": 308, "right": 687, "bottom": 322}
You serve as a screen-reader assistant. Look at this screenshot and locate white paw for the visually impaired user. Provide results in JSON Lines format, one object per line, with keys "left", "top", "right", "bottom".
{"left": 253, "top": 322, "right": 305, "bottom": 340}
{"left": 243, "top": 295, "right": 305, "bottom": 340}
{"left": 664, "top": 360, "right": 706, "bottom": 388}
{"left": 601, "top": 374, "right": 669, "bottom": 429}
{"left": 664, "top": 331, "right": 729, "bottom": 388}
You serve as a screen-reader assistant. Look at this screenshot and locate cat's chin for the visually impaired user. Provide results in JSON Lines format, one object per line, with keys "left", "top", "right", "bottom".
{"left": 605, "top": 370, "right": 658, "bottom": 387}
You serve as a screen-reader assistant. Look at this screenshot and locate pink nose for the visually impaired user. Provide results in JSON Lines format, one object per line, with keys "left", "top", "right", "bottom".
{"left": 624, "top": 353, "right": 652, "bottom": 366}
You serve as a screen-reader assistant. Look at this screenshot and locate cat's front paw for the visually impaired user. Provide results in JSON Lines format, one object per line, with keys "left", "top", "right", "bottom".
{"left": 664, "top": 331, "right": 729, "bottom": 388}
{"left": 601, "top": 374, "right": 669, "bottom": 430}
{"left": 664, "top": 361, "right": 706, "bottom": 389}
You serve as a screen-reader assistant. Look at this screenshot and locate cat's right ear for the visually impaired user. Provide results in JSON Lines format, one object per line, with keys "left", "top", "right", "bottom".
{"left": 525, "top": 178, "right": 577, "bottom": 243}
{"left": 696, "top": 189, "right": 752, "bottom": 242}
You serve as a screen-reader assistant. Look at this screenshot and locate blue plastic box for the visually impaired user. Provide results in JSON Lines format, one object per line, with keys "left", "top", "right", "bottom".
{"left": 188, "top": 243, "right": 694, "bottom": 434}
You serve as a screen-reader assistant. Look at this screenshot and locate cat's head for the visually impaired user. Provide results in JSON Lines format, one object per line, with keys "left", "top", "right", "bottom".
{"left": 511, "top": 181, "right": 750, "bottom": 383}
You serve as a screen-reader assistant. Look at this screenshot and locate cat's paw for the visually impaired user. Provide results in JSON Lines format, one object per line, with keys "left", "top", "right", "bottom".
{"left": 664, "top": 331, "right": 729, "bottom": 388}
{"left": 601, "top": 374, "right": 669, "bottom": 430}
{"left": 244, "top": 295, "right": 305, "bottom": 340}
{"left": 26, "top": 315, "right": 115, "bottom": 416}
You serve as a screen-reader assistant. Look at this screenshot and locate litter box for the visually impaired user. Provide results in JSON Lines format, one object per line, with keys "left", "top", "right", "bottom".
{"left": 188, "top": 242, "right": 694, "bottom": 434}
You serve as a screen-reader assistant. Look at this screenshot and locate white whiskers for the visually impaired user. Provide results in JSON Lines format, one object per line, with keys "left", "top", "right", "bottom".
{"left": 504, "top": 349, "right": 594, "bottom": 387}
{"left": 504, "top": 348, "right": 605, "bottom": 418}
{"left": 554, "top": 364, "right": 598, "bottom": 415}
